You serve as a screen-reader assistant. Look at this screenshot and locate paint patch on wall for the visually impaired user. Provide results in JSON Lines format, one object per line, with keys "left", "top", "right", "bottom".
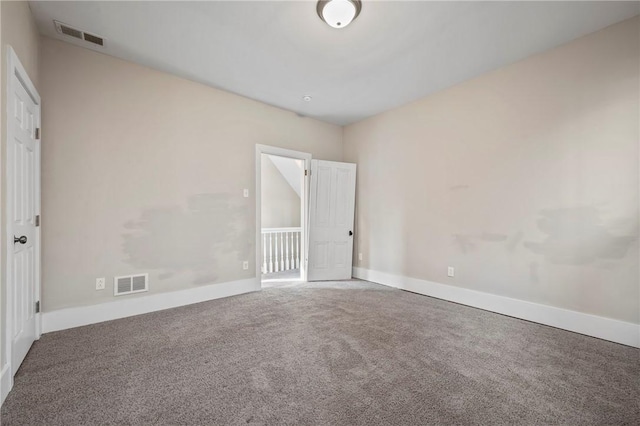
{"left": 523, "top": 207, "right": 637, "bottom": 265}
{"left": 122, "top": 193, "right": 252, "bottom": 285}
{"left": 596, "top": 261, "right": 617, "bottom": 270}
{"left": 453, "top": 234, "right": 475, "bottom": 253}
{"left": 506, "top": 231, "right": 524, "bottom": 252}
{"left": 529, "top": 261, "right": 540, "bottom": 284}
{"left": 453, "top": 232, "right": 508, "bottom": 253}
{"left": 480, "top": 232, "right": 508, "bottom": 242}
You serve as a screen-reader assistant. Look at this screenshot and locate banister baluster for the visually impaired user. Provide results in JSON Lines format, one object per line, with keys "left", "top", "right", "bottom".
{"left": 269, "top": 233, "right": 273, "bottom": 273}
{"left": 296, "top": 231, "right": 300, "bottom": 269}
{"left": 280, "top": 232, "right": 285, "bottom": 271}
{"left": 290, "top": 232, "right": 295, "bottom": 271}
{"left": 285, "top": 232, "right": 290, "bottom": 270}
{"left": 275, "top": 233, "right": 280, "bottom": 272}
{"left": 262, "top": 233, "right": 267, "bottom": 274}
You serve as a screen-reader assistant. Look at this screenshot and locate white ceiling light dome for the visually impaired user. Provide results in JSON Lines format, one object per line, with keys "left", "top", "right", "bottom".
{"left": 317, "top": 0, "right": 362, "bottom": 29}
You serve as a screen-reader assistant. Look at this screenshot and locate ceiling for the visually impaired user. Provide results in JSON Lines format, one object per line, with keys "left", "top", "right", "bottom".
{"left": 29, "top": 1, "right": 639, "bottom": 125}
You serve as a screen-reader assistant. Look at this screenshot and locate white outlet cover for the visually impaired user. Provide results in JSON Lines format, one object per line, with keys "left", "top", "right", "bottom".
{"left": 242, "top": 261, "right": 249, "bottom": 270}
{"left": 447, "top": 267, "right": 455, "bottom": 277}
{"left": 243, "top": 189, "right": 249, "bottom": 198}
{"left": 358, "top": 253, "right": 363, "bottom": 261}
{"left": 96, "top": 277, "right": 106, "bottom": 290}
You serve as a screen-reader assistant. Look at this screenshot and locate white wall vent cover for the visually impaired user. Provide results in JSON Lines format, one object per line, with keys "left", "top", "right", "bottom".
{"left": 114, "top": 273, "right": 149, "bottom": 296}
{"left": 54, "top": 21, "right": 105, "bottom": 47}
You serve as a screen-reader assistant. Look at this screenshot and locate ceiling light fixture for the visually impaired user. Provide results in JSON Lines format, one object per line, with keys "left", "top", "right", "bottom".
{"left": 317, "top": 0, "right": 362, "bottom": 29}
{"left": 303, "top": 95, "right": 312, "bottom": 102}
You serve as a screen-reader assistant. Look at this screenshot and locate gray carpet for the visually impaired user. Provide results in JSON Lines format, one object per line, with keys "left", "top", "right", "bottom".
{"left": 1, "top": 280, "right": 638, "bottom": 425}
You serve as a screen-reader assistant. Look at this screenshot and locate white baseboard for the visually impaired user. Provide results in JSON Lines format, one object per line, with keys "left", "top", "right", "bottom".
{"left": 353, "top": 267, "right": 640, "bottom": 348}
{"left": 1, "top": 363, "right": 12, "bottom": 407}
{"left": 43, "top": 278, "right": 260, "bottom": 333}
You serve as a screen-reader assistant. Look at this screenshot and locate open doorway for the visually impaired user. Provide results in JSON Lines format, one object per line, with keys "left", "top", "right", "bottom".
{"left": 255, "top": 145, "right": 311, "bottom": 288}
{"left": 260, "top": 154, "right": 304, "bottom": 283}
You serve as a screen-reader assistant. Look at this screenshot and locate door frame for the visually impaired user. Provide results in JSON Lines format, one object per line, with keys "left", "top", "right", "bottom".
{"left": 4, "top": 46, "right": 42, "bottom": 386}
{"left": 255, "top": 144, "right": 311, "bottom": 287}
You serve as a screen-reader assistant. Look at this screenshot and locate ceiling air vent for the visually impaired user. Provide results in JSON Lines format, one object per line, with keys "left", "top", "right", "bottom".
{"left": 54, "top": 21, "right": 105, "bottom": 47}
{"left": 114, "top": 273, "right": 149, "bottom": 296}
{"left": 83, "top": 33, "right": 104, "bottom": 46}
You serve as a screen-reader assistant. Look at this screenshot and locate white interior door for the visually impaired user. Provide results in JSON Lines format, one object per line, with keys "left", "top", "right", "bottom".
{"left": 307, "top": 160, "right": 356, "bottom": 281}
{"left": 8, "top": 60, "right": 40, "bottom": 375}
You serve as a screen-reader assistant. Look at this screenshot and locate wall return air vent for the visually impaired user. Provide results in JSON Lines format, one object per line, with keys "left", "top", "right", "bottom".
{"left": 114, "top": 273, "right": 149, "bottom": 296}
{"left": 54, "top": 21, "right": 104, "bottom": 47}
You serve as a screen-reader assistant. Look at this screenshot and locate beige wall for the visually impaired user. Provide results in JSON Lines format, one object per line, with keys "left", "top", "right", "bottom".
{"left": 261, "top": 155, "right": 301, "bottom": 229}
{"left": 344, "top": 17, "right": 639, "bottom": 324}
{"left": 1, "top": 6, "right": 636, "bottom": 362}
{"left": 40, "top": 38, "right": 342, "bottom": 312}
{"left": 0, "top": 0, "right": 40, "bottom": 373}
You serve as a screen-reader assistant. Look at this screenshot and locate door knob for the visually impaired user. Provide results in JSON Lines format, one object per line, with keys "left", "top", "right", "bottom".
{"left": 349, "top": 230, "right": 353, "bottom": 236}
{"left": 14, "top": 235, "right": 27, "bottom": 244}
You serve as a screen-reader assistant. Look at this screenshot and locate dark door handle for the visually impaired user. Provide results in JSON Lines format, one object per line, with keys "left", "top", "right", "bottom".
{"left": 14, "top": 235, "right": 27, "bottom": 244}
{"left": 349, "top": 230, "right": 353, "bottom": 236}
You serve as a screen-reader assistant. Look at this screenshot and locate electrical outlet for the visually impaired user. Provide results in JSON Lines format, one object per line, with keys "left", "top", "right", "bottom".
{"left": 243, "top": 189, "right": 249, "bottom": 198}
{"left": 242, "top": 261, "right": 249, "bottom": 270}
{"left": 447, "top": 267, "right": 455, "bottom": 277}
{"left": 358, "top": 253, "right": 363, "bottom": 261}
{"left": 96, "top": 277, "right": 106, "bottom": 290}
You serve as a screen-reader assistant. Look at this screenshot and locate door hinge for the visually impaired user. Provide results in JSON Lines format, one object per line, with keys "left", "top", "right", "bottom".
{"left": 305, "top": 169, "right": 311, "bottom": 176}
{"left": 35, "top": 128, "right": 41, "bottom": 140}
{"left": 35, "top": 215, "right": 40, "bottom": 227}
{"left": 35, "top": 301, "right": 40, "bottom": 313}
